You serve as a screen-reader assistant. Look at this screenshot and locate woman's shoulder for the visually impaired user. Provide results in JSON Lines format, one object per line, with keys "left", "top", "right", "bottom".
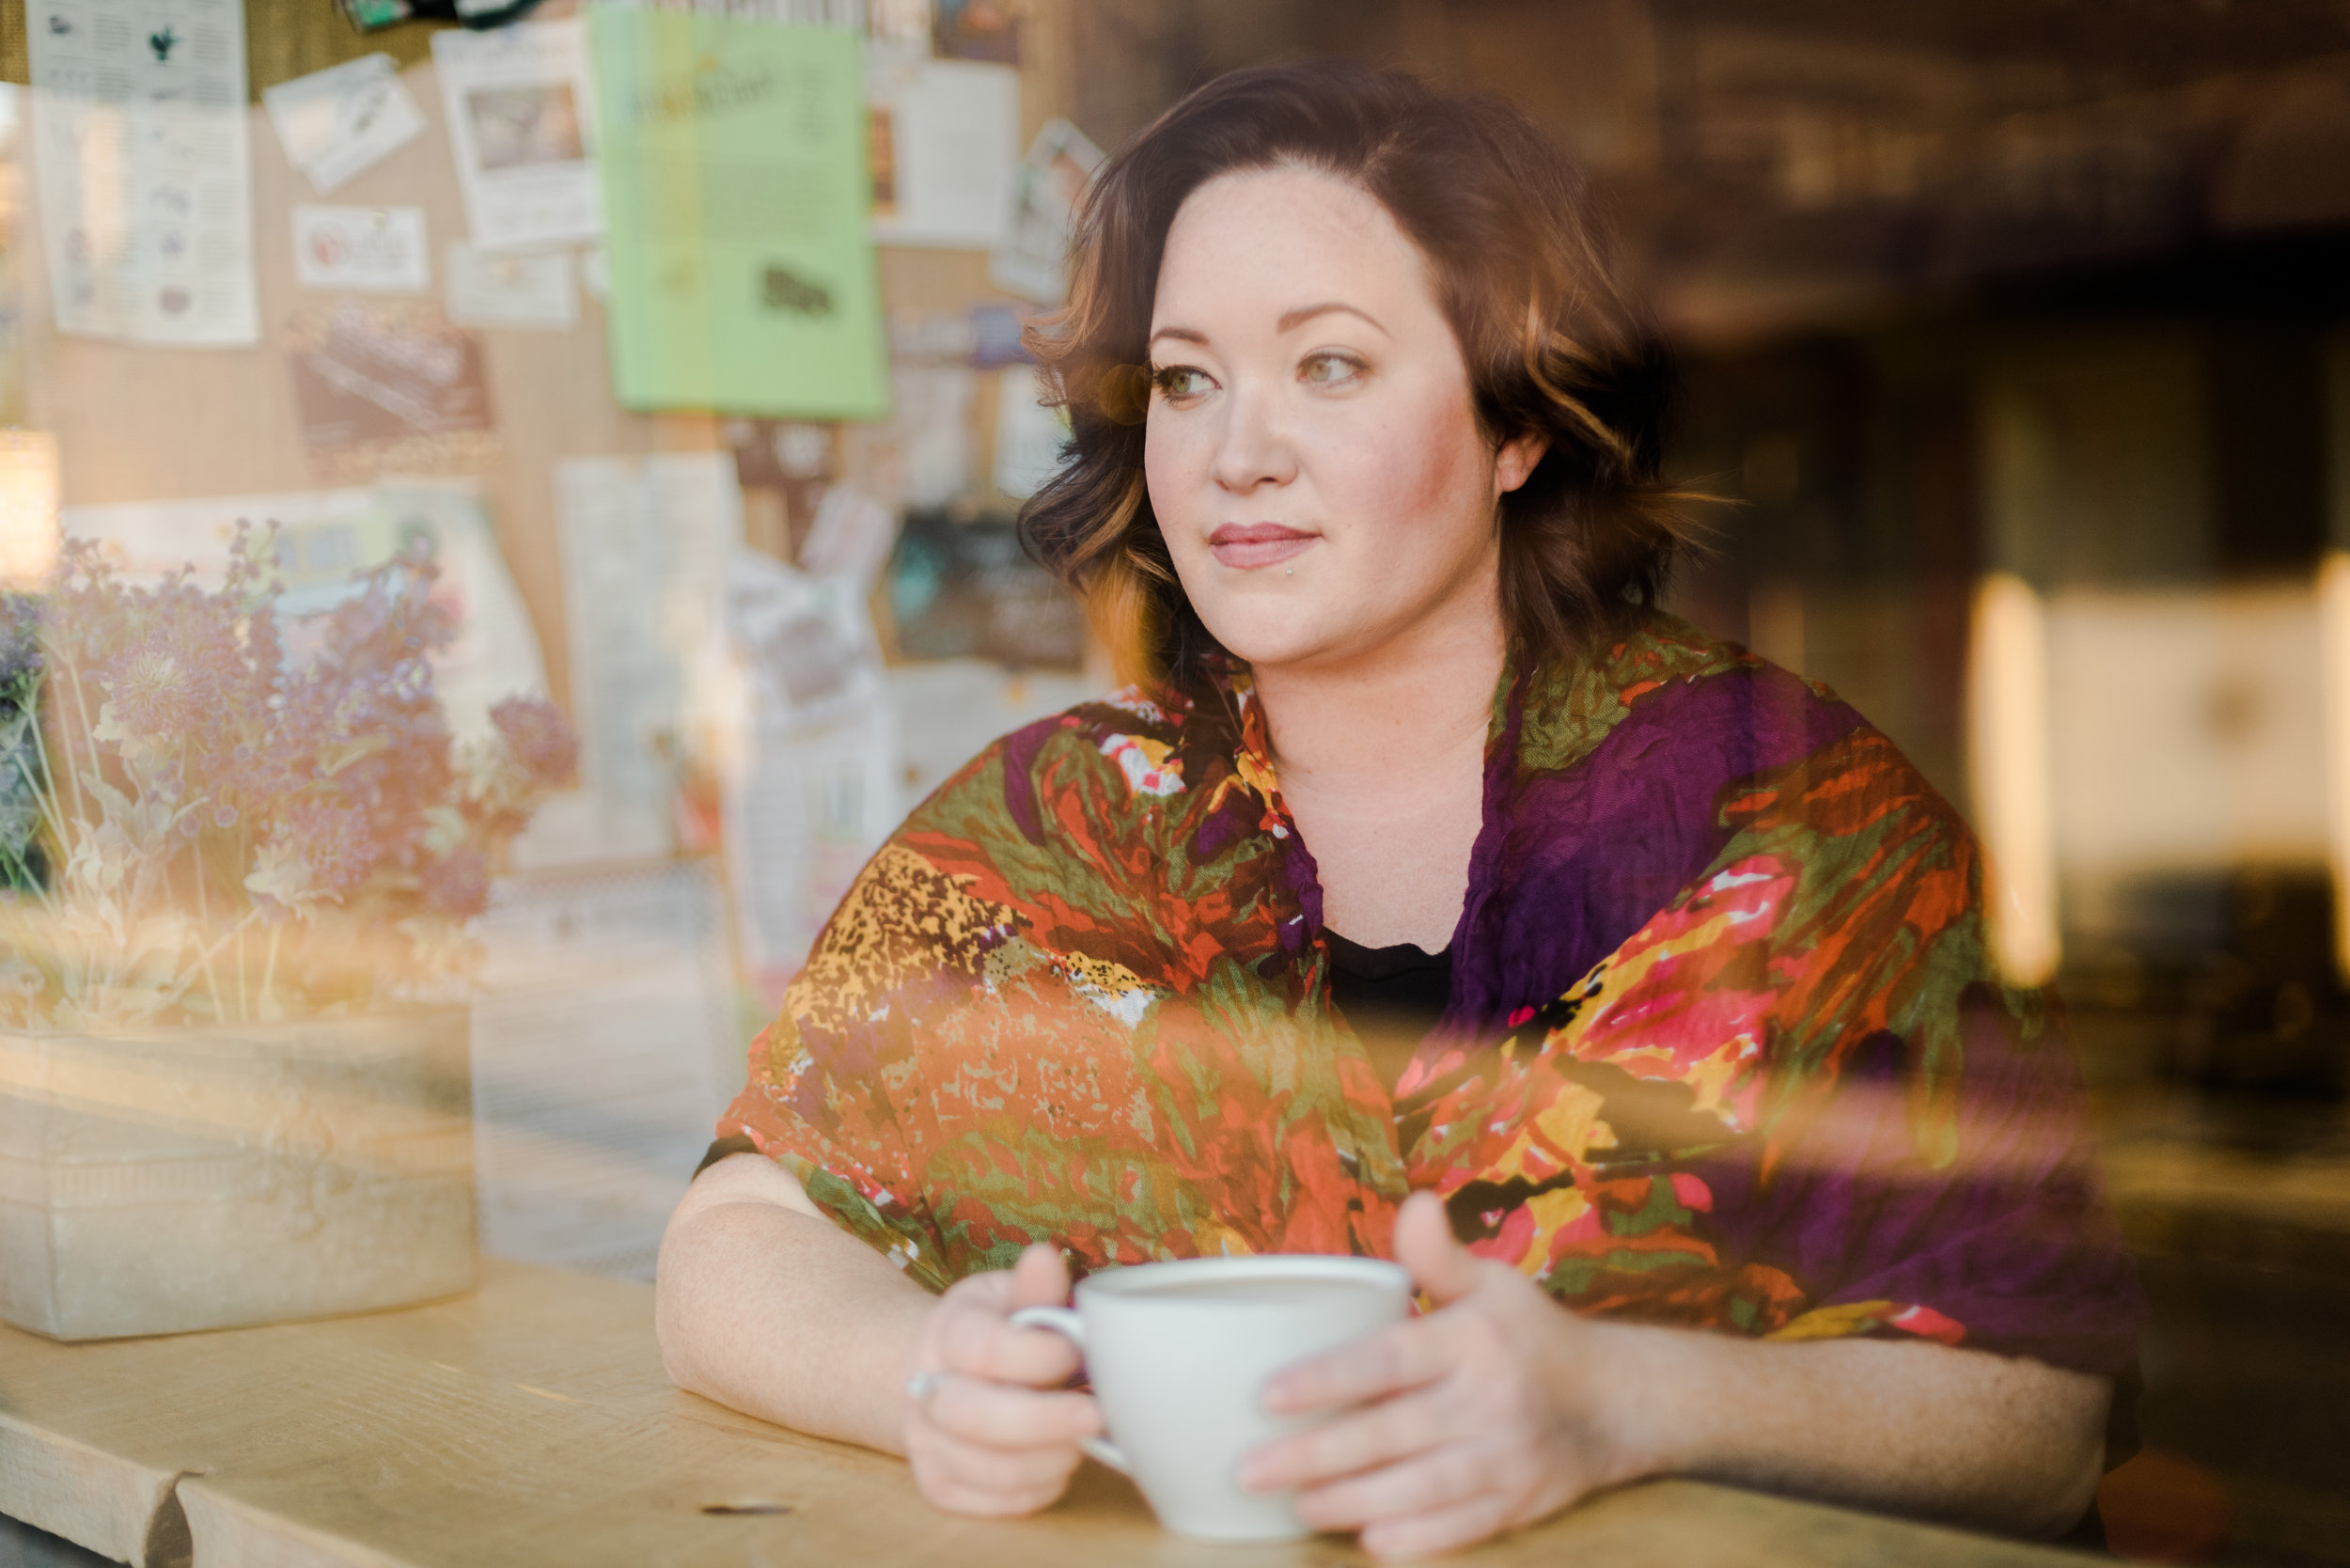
{"left": 900, "top": 682, "right": 1201, "bottom": 847}
{"left": 1516, "top": 611, "right": 1870, "bottom": 781}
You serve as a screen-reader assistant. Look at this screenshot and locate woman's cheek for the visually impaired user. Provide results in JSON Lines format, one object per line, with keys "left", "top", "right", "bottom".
{"left": 1143, "top": 429, "right": 1209, "bottom": 542}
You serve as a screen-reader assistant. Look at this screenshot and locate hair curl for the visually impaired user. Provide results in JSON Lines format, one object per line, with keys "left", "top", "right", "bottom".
{"left": 1020, "top": 59, "right": 1689, "bottom": 690}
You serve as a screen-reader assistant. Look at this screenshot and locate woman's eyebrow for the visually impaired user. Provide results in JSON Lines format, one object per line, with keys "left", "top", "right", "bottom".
{"left": 1147, "top": 325, "right": 1210, "bottom": 349}
{"left": 1277, "top": 301, "right": 1387, "bottom": 336}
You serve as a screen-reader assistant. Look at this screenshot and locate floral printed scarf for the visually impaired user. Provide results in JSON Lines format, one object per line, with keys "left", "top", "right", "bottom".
{"left": 717, "top": 616, "right": 2142, "bottom": 1374}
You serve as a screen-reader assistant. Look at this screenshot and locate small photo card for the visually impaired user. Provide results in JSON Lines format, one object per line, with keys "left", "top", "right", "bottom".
{"left": 292, "top": 206, "right": 431, "bottom": 294}
{"left": 445, "top": 243, "right": 578, "bottom": 332}
{"left": 264, "top": 55, "right": 429, "bottom": 195}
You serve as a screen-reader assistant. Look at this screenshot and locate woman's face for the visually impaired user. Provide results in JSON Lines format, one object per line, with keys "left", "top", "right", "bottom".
{"left": 1143, "top": 165, "right": 1542, "bottom": 674}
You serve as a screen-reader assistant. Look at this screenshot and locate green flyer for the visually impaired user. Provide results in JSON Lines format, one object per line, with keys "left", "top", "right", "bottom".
{"left": 588, "top": 8, "right": 891, "bottom": 419}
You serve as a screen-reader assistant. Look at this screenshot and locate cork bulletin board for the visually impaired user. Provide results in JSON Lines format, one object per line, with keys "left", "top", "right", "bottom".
{"left": 2, "top": 0, "right": 1078, "bottom": 709}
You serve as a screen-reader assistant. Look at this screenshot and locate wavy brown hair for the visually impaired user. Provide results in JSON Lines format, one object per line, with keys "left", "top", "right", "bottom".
{"left": 1021, "top": 59, "right": 1689, "bottom": 690}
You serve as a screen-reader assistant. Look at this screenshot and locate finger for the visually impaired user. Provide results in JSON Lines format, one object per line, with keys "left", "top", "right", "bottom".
{"left": 926, "top": 1375, "right": 1103, "bottom": 1448}
{"left": 940, "top": 1266, "right": 1017, "bottom": 1310}
{"left": 1395, "top": 1190, "right": 1484, "bottom": 1307}
{"left": 920, "top": 1428, "right": 1085, "bottom": 1497}
{"left": 915, "top": 1466, "right": 1074, "bottom": 1520}
{"left": 1359, "top": 1492, "right": 1518, "bottom": 1560}
{"left": 1262, "top": 1314, "right": 1457, "bottom": 1416}
{"left": 1241, "top": 1386, "right": 1453, "bottom": 1492}
{"left": 934, "top": 1300, "right": 1085, "bottom": 1387}
{"left": 1288, "top": 1437, "right": 1493, "bottom": 1530}
{"left": 1006, "top": 1243, "right": 1073, "bottom": 1310}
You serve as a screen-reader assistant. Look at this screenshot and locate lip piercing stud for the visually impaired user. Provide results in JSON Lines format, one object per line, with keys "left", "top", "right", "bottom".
{"left": 1286, "top": 567, "right": 1294, "bottom": 576}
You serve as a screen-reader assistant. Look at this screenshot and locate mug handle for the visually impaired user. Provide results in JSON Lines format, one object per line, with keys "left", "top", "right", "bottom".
{"left": 1008, "top": 1305, "right": 1129, "bottom": 1475}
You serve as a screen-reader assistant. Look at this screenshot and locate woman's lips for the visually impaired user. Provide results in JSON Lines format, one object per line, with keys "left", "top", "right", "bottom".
{"left": 1208, "top": 523, "right": 1318, "bottom": 571}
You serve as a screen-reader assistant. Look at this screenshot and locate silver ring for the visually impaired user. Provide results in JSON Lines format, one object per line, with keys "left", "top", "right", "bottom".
{"left": 905, "top": 1369, "right": 945, "bottom": 1404}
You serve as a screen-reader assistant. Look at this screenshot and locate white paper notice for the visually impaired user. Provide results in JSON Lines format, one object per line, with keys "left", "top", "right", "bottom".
{"left": 889, "top": 657, "right": 1100, "bottom": 804}
{"left": 263, "top": 54, "right": 427, "bottom": 194}
{"left": 552, "top": 453, "right": 744, "bottom": 861}
{"left": 433, "top": 21, "right": 603, "bottom": 255}
{"left": 470, "top": 861, "right": 738, "bottom": 1280}
{"left": 891, "top": 364, "right": 974, "bottom": 509}
{"left": 292, "top": 205, "right": 430, "bottom": 293}
{"left": 994, "top": 366, "right": 1070, "bottom": 497}
{"left": 729, "top": 706, "right": 897, "bottom": 1004}
{"left": 991, "top": 118, "right": 1104, "bottom": 305}
{"left": 869, "top": 55, "right": 1018, "bottom": 249}
{"left": 798, "top": 483, "right": 898, "bottom": 590}
{"left": 715, "top": 546, "right": 900, "bottom": 1002}
{"left": 445, "top": 242, "right": 577, "bottom": 331}
{"left": 27, "top": 0, "right": 260, "bottom": 345}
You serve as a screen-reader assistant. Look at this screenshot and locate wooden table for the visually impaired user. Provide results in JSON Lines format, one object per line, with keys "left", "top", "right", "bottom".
{"left": 0, "top": 1261, "right": 2090, "bottom": 1568}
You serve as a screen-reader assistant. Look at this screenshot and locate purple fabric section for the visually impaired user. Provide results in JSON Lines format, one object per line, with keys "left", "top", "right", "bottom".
{"left": 1448, "top": 662, "right": 1863, "bottom": 1028}
{"left": 1693, "top": 990, "right": 2145, "bottom": 1374}
{"left": 997, "top": 714, "right": 1060, "bottom": 844}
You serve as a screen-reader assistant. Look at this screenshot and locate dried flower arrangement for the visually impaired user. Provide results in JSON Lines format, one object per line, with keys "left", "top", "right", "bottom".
{"left": 0, "top": 525, "right": 577, "bottom": 1029}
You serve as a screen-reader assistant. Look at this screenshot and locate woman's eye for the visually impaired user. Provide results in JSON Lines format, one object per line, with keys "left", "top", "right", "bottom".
{"left": 1152, "top": 365, "right": 1214, "bottom": 400}
{"left": 1300, "top": 353, "right": 1366, "bottom": 386}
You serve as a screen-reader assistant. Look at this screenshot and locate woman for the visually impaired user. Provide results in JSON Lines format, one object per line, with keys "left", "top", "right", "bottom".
{"left": 658, "top": 62, "right": 2141, "bottom": 1558}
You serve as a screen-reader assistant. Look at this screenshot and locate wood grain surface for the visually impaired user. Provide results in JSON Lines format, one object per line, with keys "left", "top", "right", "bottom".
{"left": 0, "top": 1258, "right": 2093, "bottom": 1568}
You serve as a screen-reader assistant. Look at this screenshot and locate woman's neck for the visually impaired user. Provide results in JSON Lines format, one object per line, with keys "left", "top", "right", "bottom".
{"left": 1249, "top": 591, "right": 1505, "bottom": 796}
{"left": 1246, "top": 580, "right": 1505, "bottom": 950}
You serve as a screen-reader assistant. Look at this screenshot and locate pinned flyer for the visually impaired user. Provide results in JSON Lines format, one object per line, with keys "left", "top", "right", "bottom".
{"left": 434, "top": 21, "right": 603, "bottom": 254}
{"left": 991, "top": 118, "right": 1104, "bottom": 305}
{"left": 27, "top": 0, "right": 261, "bottom": 345}
{"left": 868, "top": 55, "right": 1018, "bottom": 249}
{"left": 993, "top": 367, "right": 1071, "bottom": 497}
{"left": 588, "top": 8, "right": 887, "bottom": 417}
{"left": 446, "top": 243, "right": 579, "bottom": 332}
{"left": 293, "top": 206, "right": 431, "bottom": 293}
{"left": 264, "top": 55, "right": 428, "bottom": 194}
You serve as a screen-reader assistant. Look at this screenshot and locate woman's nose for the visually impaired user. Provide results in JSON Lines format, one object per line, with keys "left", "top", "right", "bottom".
{"left": 1209, "top": 380, "right": 1299, "bottom": 494}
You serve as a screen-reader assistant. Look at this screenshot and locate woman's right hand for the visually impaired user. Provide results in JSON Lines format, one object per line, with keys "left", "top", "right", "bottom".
{"left": 902, "top": 1243, "right": 1104, "bottom": 1516}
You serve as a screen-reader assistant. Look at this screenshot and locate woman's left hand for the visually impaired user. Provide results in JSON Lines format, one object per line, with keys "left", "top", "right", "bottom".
{"left": 1236, "top": 1190, "right": 1642, "bottom": 1558}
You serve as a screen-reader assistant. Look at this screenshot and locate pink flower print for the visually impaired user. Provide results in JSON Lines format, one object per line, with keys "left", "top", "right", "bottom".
{"left": 1543, "top": 855, "right": 1794, "bottom": 1135}
{"left": 1100, "top": 733, "right": 1183, "bottom": 798}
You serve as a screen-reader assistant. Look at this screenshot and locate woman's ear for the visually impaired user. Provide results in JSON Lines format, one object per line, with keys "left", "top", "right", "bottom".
{"left": 1495, "top": 431, "right": 1549, "bottom": 495}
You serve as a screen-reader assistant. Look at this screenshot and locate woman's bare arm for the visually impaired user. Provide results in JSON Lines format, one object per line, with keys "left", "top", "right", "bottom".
{"left": 655, "top": 1152, "right": 935, "bottom": 1452}
{"left": 656, "top": 1152, "right": 1104, "bottom": 1517}
{"left": 1248, "top": 1192, "right": 2108, "bottom": 1556}
{"left": 1604, "top": 1324, "right": 2107, "bottom": 1537}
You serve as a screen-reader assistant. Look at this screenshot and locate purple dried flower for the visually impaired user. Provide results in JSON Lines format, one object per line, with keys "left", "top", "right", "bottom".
{"left": 490, "top": 697, "right": 578, "bottom": 789}
{"left": 0, "top": 595, "right": 41, "bottom": 692}
{"left": 95, "top": 634, "right": 203, "bottom": 745}
{"left": 420, "top": 847, "right": 491, "bottom": 917}
{"left": 280, "top": 799, "right": 376, "bottom": 897}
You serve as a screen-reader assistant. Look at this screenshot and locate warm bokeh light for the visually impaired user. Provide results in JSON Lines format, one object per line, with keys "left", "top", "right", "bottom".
{"left": 1967, "top": 572, "right": 2060, "bottom": 987}
{"left": 2319, "top": 551, "right": 2350, "bottom": 980}
{"left": 0, "top": 431, "right": 58, "bottom": 589}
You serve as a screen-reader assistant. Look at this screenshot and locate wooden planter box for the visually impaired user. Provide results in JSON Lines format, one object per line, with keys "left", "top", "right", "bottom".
{"left": 0, "top": 1008, "right": 477, "bottom": 1340}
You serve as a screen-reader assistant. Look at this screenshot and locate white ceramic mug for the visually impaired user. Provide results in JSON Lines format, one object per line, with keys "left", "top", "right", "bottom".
{"left": 1010, "top": 1254, "right": 1411, "bottom": 1542}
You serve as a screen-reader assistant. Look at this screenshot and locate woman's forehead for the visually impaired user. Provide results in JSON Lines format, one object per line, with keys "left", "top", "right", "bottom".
{"left": 1152, "top": 166, "right": 1435, "bottom": 330}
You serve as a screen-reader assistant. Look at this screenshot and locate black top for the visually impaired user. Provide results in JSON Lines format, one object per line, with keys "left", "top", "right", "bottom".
{"left": 1322, "top": 928, "right": 1453, "bottom": 1093}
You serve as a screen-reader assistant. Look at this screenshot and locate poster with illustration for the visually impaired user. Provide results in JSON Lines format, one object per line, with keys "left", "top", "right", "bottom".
{"left": 434, "top": 21, "right": 604, "bottom": 254}
{"left": 287, "top": 298, "right": 499, "bottom": 482}
{"left": 588, "top": 8, "right": 887, "bottom": 418}
{"left": 27, "top": 0, "right": 260, "bottom": 344}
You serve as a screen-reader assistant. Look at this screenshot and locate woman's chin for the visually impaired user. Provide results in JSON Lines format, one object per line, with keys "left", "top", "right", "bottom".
{"left": 1197, "top": 610, "right": 1340, "bottom": 672}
